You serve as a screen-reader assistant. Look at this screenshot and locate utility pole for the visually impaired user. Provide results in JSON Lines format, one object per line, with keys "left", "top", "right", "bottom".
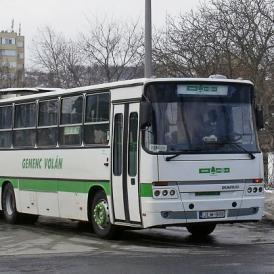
{"left": 145, "top": 0, "right": 153, "bottom": 78}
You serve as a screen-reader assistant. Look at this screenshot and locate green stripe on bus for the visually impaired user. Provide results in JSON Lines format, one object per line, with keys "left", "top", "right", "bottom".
{"left": 0, "top": 178, "right": 111, "bottom": 196}
{"left": 140, "top": 183, "right": 153, "bottom": 197}
{"left": 0, "top": 178, "right": 152, "bottom": 198}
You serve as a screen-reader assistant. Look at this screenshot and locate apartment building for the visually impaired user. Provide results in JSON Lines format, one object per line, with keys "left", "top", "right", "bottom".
{"left": 0, "top": 30, "right": 24, "bottom": 87}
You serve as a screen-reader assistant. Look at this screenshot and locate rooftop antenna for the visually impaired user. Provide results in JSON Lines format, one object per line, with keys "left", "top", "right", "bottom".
{"left": 11, "top": 19, "right": 14, "bottom": 32}
{"left": 19, "top": 23, "right": 21, "bottom": 36}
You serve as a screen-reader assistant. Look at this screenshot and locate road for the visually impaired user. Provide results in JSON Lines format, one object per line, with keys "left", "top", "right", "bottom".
{"left": 0, "top": 215, "right": 274, "bottom": 274}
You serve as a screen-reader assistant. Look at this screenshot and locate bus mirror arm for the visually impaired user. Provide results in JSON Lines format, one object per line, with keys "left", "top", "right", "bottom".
{"left": 255, "top": 106, "right": 264, "bottom": 130}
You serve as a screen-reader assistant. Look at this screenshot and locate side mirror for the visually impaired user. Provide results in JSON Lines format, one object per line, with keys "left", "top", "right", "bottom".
{"left": 140, "top": 102, "right": 153, "bottom": 129}
{"left": 255, "top": 106, "right": 264, "bottom": 130}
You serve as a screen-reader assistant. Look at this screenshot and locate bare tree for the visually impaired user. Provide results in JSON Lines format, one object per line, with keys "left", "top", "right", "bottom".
{"left": 154, "top": 0, "right": 274, "bottom": 151}
{"left": 32, "top": 27, "right": 85, "bottom": 88}
{"left": 81, "top": 18, "right": 144, "bottom": 83}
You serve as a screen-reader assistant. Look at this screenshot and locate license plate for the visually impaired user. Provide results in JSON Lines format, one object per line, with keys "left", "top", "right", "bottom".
{"left": 199, "top": 210, "right": 225, "bottom": 219}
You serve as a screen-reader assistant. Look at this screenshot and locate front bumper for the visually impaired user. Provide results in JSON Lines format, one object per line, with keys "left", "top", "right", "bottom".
{"left": 141, "top": 196, "right": 264, "bottom": 228}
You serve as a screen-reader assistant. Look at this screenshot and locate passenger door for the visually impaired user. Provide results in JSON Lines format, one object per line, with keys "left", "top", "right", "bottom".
{"left": 111, "top": 103, "right": 141, "bottom": 223}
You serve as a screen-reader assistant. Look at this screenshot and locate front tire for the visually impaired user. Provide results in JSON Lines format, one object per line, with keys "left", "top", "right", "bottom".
{"left": 90, "top": 190, "right": 117, "bottom": 239}
{"left": 2, "top": 183, "right": 20, "bottom": 224}
{"left": 186, "top": 223, "right": 216, "bottom": 237}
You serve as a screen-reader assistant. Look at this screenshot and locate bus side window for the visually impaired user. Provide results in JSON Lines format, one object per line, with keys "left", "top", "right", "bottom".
{"left": 0, "top": 105, "right": 12, "bottom": 148}
{"left": 60, "top": 95, "right": 83, "bottom": 146}
{"left": 84, "top": 93, "right": 110, "bottom": 145}
{"left": 37, "top": 99, "right": 59, "bottom": 147}
{"left": 14, "top": 102, "right": 36, "bottom": 148}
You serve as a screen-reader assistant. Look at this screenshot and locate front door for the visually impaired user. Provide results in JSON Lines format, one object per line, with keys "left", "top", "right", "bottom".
{"left": 111, "top": 103, "right": 141, "bottom": 223}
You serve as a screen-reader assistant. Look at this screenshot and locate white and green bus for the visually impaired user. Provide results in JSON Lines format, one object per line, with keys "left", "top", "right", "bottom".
{"left": 0, "top": 77, "right": 264, "bottom": 238}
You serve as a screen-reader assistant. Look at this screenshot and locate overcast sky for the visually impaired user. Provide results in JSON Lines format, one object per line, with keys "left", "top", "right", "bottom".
{"left": 0, "top": 0, "right": 201, "bottom": 67}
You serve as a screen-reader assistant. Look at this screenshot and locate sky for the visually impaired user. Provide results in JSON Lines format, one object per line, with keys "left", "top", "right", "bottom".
{"left": 0, "top": 0, "right": 201, "bottom": 68}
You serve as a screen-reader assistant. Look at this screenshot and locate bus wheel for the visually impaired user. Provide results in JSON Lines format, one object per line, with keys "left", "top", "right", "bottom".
{"left": 90, "top": 190, "right": 116, "bottom": 239}
{"left": 2, "top": 183, "right": 20, "bottom": 224}
{"left": 186, "top": 223, "right": 216, "bottom": 237}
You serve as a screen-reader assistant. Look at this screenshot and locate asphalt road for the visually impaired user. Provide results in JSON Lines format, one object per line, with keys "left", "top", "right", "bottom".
{"left": 0, "top": 215, "right": 274, "bottom": 274}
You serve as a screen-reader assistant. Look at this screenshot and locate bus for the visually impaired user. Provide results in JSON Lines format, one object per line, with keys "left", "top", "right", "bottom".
{"left": 0, "top": 77, "right": 264, "bottom": 239}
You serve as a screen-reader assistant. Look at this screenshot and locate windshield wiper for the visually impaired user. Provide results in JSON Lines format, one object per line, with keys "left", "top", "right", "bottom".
{"left": 166, "top": 149, "right": 203, "bottom": 161}
{"left": 215, "top": 141, "right": 256, "bottom": 160}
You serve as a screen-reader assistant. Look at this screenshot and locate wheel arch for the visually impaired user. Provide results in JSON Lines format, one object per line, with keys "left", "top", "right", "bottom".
{"left": 87, "top": 185, "right": 107, "bottom": 221}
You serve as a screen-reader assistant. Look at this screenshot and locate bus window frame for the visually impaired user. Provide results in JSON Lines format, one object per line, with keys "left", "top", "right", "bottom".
{"left": 13, "top": 101, "right": 37, "bottom": 148}
{"left": 0, "top": 104, "right": 13, "bottom": 149}
{"left": 84, "top": 91, "right": 110, "bottom": 147}
{"left": 37, "top": 98, "right": 60, "bottom": 148}
{"left": 59, "top": 94, "right": 84, "bottom": 147}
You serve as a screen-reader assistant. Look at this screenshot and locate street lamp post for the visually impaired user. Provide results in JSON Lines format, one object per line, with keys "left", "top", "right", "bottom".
{"left": 145, "top": 0, "right": 152, "bottom": 78}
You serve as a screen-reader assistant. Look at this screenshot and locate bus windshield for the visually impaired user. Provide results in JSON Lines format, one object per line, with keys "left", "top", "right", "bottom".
{"left": 143, "top": 82, "right": 259, "bottom": 154}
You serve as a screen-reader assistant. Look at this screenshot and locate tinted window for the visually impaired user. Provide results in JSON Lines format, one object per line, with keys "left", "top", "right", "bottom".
{"left": 14, "top": 129, "right": 36, "bottom": 147}
{"left": 84, "top": 124, "right": 109, "bottom": 145}
{"left": 15, "top": 103, "right": 36, "bottom": 128}
{"left": 37, "top": 128, "right": 58, "bottom": 147}
{"left": 113, "top": 114, "right": 123, "bottom": 176}
{"left": 128, "top": 113, "right": 138, "bottom": 177}
{"left": 59, "top": 126, "right": 82, "bottom": 146}
{"left": 0, "top": 106, "right": 12, "bottom": 129}
{"left": 84, "top": 93, "right": 110, "bottom": 145}
{"left": 39, "top": 100, "right": 58, "bottom": 126}
{"left": 86, "top": 93, "right": 109, "bottom": 123}
{"left": 0, "top": 132, "right": 12, "bottom": 148}
{"left": 61, "top": 96, "right": 83, "bottom": 125}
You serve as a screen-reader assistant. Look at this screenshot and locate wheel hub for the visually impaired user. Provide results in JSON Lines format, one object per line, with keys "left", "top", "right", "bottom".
{"left": 93, "top": 200, "right": 109, "bottom": 229}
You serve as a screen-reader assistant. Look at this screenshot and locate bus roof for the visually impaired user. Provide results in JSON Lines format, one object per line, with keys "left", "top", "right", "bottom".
{"left": 0, "top": 78, "right": 254, "bottom": 104}
{"left": 0, "top": 87, "right": 61, "bottom": 93}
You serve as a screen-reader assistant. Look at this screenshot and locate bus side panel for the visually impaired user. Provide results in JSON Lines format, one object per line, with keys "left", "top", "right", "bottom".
{"left": 58, "top": 192, "right": 87, "bottom": 220}
{"left": 0, "top": 149, "right": 111, "bottom": 221}
{"left": 19, "top": 190, "right": 38, "bottom": 215}
{"left": 139, "top": 148, "right": 160, "bottom": 227}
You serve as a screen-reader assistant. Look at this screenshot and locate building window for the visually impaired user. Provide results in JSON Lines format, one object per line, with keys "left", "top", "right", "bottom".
{"left": 0, "top": 50, "right": 17, "bottom": 57}
{"left": 17, "top": 41, "right": 24, "bottom": 47}
{"left": 60, "top": 95, "right": 83, "bottom": 146}
{"left": 1, "top": 38, "right": 16, "bottom": 45}
{"left": 84, "top": 93, "right": 110, "bottom": 145}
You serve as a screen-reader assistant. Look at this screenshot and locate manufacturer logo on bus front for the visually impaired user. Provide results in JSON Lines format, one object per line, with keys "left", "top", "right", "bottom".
{"left": 199, "top": 167, "right": 230, "bottom": 175}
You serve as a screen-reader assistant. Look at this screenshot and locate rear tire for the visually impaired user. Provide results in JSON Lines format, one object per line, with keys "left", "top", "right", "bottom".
{"left": 2, "top": 183, "right": 21, "bottom": 224}
{"left": 90, "top": 190, "right": 117, "bottom": 239}
{"left": 186, "top": 223, "right": 216, "bottom": 237}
